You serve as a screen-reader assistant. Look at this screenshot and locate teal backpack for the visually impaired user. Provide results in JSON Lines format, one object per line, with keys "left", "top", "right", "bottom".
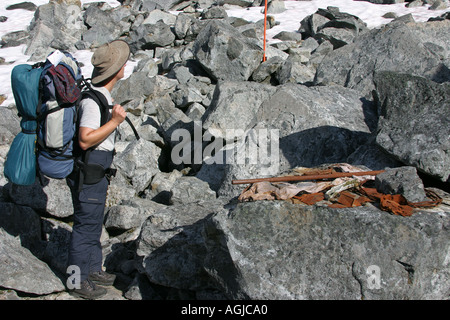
{"left": 4, "top": 50, "right": 140, "bottom": 186}
{"left": 4, "top": 51, "right": 83, "bottom": 185}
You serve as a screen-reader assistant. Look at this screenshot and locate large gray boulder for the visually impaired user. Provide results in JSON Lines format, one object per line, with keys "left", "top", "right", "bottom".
{"left": 193, "top": 20, "right": 264, "bottom": 81}
{"left": 82, "top": 3, "right": 133, "bottom": 48}
{"left": 0, "top": 228, "right": 65, "bottom": 295}
{"left": 170, "top": 176, "right": 217, "bottom": 204}
{"left": 375, "top": 166, "right": 428, "bottom": 203}
{"left": 197, "top": 83, "right": 376, "bottom": 198}
{"left": 136, "top": 200, "right": 226, "bottom": 294}
{"left": 266, "top": 0, "right": 286, "bottom": 14}
{"left": 25, "top": 1, "right": 85, "bottom": 60}
{"left": 105, "top": 204, "right": 143, "bottom": 232}
{"left": 142, "top": 9, "right": 177, "bottom": 26}
{"left": 254, "top": 83, "right": 376, "bottom": 168}
{"left": 127, "top": 20, "right": 176, "bottom": 52}
{"left": 299, "top": 6, "right": 368, "bottom": 49}
{"left": 114, "top": 139, "right": 161, "bottom": 193}
{"left": 4, "top": 178, "right": 74, "bottom": 218}
{"left": 204, "top": 201, "right": 450, "bottom": 299}
{"left": 174, "top": 13, "right": 207, "bottom": 43}
{"left": 202, "top": 81, "right": 277, "bottom": 140}
{"left": 315, "top": 19, "right": 450, "bottom": 98}
{"left": 374, "top": 71, "right": 450, "bottom": 183}
{"left": 111, "top": 71, "right": 156, "bottom": 106}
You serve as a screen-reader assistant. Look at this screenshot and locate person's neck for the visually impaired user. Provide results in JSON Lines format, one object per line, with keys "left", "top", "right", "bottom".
{"left": 103, "top": 77, "right": 118, "bottom": 92}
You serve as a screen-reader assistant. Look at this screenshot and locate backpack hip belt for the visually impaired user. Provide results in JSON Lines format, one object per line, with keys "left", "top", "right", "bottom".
{"left": 75, "top": 160, "right": 117, "bottom": 185}
{"left": 74, "top": 148, "right": 116, "bottom": 190}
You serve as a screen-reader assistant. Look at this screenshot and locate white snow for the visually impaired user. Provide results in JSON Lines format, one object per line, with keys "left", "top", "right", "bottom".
{"left": 0, "top": 0, "right": 448, "bottom": 106}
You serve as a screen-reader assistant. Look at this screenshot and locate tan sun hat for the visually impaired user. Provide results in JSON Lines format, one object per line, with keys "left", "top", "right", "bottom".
{"left": 91, "top": 40, "right": 130, "bottom": 85}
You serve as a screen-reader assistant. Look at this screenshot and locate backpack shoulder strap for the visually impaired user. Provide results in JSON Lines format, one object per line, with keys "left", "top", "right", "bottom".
{"left": 81, "top": 88, "right": 110, "bottom": 127}
{"left": 81, "top": 85, "right": 140, "bottom": 141}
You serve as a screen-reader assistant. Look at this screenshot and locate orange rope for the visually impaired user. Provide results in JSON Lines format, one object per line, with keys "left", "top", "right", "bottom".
{"left": 263, "top": 0, "right": 268, "bottom": 62}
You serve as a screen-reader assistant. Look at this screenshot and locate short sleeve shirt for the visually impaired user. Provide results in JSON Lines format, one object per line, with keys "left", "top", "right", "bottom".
{"left": 79, "top": 86, "right": 115, "bottom": 152}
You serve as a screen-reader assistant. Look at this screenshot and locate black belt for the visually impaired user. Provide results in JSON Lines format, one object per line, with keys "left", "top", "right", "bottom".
{"left": 73, "top": 149, "right": 116, "bottom": 191}
{"left": 75, "top": 160, "right": 117, "bottom": 185}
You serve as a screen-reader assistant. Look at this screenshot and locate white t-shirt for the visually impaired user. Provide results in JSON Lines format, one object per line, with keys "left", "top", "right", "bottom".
{"left": 79, "top": 86, "right": 115, "bottom": 152}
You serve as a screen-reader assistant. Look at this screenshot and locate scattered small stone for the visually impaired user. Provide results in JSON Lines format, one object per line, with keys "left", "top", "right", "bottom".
{"left": 429, "top": 0, "right": 448, "bottom": 10}
{"left": 382, "top": 12, "right": 398, "bottom": 19}
{"left": 6, "top": 2, "right": 37, "bottom": 11}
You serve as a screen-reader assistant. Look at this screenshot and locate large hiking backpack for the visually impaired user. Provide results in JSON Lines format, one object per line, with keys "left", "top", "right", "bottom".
{"left": 4, "top": 50, "right": 84, "bottom": 185}
{"left": 4, "top": 49, "right": 140, "bottom": 186}
{"left": 36, "top": 51, "right": 84, "bottom": 179}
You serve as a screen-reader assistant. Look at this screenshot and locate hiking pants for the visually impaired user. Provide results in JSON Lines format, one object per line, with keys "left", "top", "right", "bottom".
{"left": 67, "top": 150, "right": 114, "bottom": 282}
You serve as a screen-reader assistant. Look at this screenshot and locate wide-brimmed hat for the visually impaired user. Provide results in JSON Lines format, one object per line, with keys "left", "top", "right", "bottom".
{"left": 91, "top": 40, "right": 130, "bottom": 85}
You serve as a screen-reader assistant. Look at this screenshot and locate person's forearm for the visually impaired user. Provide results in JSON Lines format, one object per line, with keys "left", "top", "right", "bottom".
{"left": 78, "top": 119, "right": 120, "bottom": 150}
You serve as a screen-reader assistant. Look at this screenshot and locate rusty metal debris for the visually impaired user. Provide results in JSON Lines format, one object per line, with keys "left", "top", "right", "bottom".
{"left": 360, "top": 187, "right": 443, "bottom": 217}
{"left": 236, "top": 163, "right": 443, "bottom": 216}
{"left": 292, "top": 193, "right": 324, "bottom": 205}
{"left": 232, "top": 169, "right": 385, "bottom": 185}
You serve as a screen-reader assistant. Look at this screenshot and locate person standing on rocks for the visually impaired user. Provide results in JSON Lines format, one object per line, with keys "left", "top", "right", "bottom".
{"left": 66, "top": 40, "right": 130, "bottom": 299}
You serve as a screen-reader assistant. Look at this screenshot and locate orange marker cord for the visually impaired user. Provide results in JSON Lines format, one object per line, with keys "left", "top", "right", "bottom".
{"left": 263, "top": 0, "right": 268, "bottom": 62}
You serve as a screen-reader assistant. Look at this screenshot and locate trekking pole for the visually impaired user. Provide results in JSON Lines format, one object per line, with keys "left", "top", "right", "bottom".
{"left": 231, "top": 170, "right": 385, "bottom": 185}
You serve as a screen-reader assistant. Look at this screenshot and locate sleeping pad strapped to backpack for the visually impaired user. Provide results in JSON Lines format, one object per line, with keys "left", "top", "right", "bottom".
{"left": 4, "top": 64, "right": 43, "bottom": 185}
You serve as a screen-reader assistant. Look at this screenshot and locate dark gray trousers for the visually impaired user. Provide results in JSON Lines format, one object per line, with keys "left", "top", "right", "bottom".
{"left": 67, "top": 150, "right": 113, "bottom": 282}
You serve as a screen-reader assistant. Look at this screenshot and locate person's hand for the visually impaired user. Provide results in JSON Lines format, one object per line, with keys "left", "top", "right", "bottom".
{"left": 111, "top": 104, "right": 126, "bottom": 125}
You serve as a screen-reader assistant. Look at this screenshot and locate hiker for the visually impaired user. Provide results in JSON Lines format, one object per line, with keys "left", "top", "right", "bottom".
{"left": 66, "top": 40, "right": 130, "bottom": 299}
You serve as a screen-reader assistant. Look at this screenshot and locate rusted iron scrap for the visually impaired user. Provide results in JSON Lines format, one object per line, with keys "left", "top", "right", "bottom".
{"left": 360, "top": 187, "right": 443, "bottom": 217}
{"left": 235, "top": 165, "right": 443, "bottom": 217}
{"left": 232, "top": 170, "right": 386, "bottom": 185}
